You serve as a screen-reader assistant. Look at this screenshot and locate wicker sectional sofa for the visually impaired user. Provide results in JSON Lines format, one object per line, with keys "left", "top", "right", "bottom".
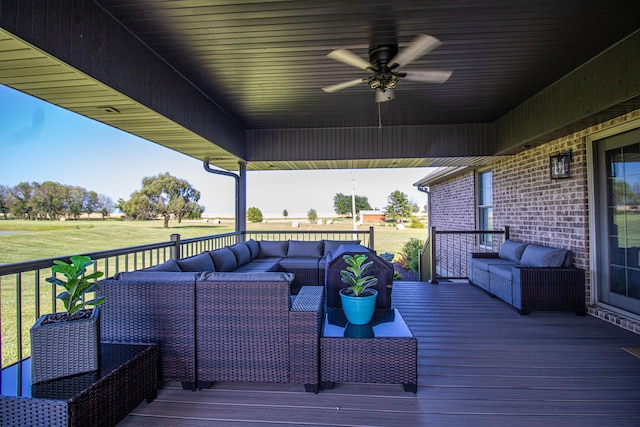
{"left": 98, "top": 271, "right": 324, "bottom": 392}
{"left": 146, "top": 238, "right": 362, "bottom": 294}
{"left": 468, "top": 239, "right": 585, "bottom": 315}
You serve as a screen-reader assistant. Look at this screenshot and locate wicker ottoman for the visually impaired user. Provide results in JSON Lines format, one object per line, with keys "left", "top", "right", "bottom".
{"left": 320, "top": 308, "right": 417, "bottom": 392}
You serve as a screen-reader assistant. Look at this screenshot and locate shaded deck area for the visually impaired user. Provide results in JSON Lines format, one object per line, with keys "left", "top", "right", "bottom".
{"left": 119, "top": 281, "right": 640, "bottom": 426}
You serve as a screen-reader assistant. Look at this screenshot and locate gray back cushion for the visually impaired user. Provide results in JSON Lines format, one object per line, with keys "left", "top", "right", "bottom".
{"left": 287, "top": 240, "right": 324, "bottom": 258}
{"left": 258, "top": 240, "right": 288, "bottom": 258}
{"left": 498, "top": 240, "right": 528, "bottom": 262}
{"left": 245, "top": 239, "right": 260, "bottom": 259}
{"left": 176, "top": 252, "right": 216, "bottom": 272}
{"left": 209, "top": 247, "right": 238, "bottom": 272}
{"left": 144, "top": 259, "right": 182, "bottom": 272}
{"left": 520, "top": 244, "right": 568, "bottom": 267}
{"left": 229, "top": 242, "right": 251, "bottom": 267}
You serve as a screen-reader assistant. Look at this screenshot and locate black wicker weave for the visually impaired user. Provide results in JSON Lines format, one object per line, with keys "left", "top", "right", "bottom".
{"left": 513, "top": 267, "right": 586, "bottom": 315}
{"left": 320, "top": 308, "right": 417, "bottom": 392}
{"left": 98, "top": 278, "right": 197, "bottom": 385}
{"left": 0, "top": 343, "right": 157, "bottom": 427}
{"left": 196, "top": 274, "right": 324, "bottom": 391}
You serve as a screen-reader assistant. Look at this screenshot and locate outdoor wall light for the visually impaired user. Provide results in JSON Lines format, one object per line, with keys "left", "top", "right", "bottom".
{"left": 550, "top": 150, "right": 572, "bottom": 179}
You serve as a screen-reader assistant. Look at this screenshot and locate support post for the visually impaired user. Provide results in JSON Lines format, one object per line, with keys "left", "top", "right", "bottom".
{"left": 504, "top": 225, "right": 510, "bottom": 241}
{"left": 237, "top": 162, "right": 247, "bottom": 240}
{"left": 429, "top": 226, "right": 438, "bottom": 284}
{"left": 368, "top": 226, "right": 375, "bottom": 250}
{"left": 171, "top": 233, "right": 181, "bottom": 260}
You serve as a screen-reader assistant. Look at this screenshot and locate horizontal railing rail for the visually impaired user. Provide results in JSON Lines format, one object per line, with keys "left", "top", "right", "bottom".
{"left": 0, "top": 228, "right": 373, "bottom": 369}
{"left": 419, "top": 226, "right": 510, "bottom": 283}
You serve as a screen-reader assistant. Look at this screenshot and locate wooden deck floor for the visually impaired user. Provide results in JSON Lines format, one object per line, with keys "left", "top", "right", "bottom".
{"left": 118, "top": 281, "right": 640, "bottom": 426}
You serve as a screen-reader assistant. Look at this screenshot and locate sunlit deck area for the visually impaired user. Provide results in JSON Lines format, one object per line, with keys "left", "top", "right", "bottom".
{"left": 119, "top": 281, "right": 640, "bottom": 427}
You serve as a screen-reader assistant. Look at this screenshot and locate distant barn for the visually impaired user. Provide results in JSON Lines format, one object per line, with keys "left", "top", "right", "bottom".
{"left": 359, "top": 210, "right": 386, "bottom": 223}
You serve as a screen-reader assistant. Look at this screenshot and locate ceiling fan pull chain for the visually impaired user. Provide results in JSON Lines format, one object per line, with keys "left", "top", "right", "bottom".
{"left": 378, "top": 102, "right": 382, "bottom": 128}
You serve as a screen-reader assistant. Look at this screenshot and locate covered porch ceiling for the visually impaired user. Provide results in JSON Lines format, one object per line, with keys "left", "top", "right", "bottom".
{"left": 1, "top": 1, "right": 640, "bottom": 171}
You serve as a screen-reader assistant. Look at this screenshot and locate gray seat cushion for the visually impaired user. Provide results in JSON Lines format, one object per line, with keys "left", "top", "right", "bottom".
{"left": 488, "top": 264, "right": 514, "bottom": 281}
{"left": 278, "top": 257, "right": 320, "bottom": 270}
{"left": 234, "top": 260, "right": 280, "bottom": 272}
{"left": 198, "top": 271, "right": 294, "bottom": 282}
{"left": 472, "top": 257, "right": 519, "bottom": 272}
{"left": 114, "top": 271, "right": 199, "bottom": 281}
{"left": 177, "top": 252, "right": 216, "bottom": 272}
{"left": 520, "top": 244, "right": 568, "bottom": 267}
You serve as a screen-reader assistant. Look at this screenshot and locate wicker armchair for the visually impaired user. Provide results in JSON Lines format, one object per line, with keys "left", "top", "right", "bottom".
{"left": 195, "top": 272, "right": 324, "bottom": 392}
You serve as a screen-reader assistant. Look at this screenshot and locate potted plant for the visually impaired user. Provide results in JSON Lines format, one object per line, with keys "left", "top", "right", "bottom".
{"left": 30, "top": 255, "right": 104, "bottom": 383}
{"left": 339, "top": 253, "right": 378, "bottom": 325}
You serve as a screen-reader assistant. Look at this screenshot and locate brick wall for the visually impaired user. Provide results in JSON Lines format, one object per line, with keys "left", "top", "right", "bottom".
{"left": 429, "top": 108, "right": 640, "bottom": 308}
{"left": 430, "top": 173, "right": 475, "bottom": 230}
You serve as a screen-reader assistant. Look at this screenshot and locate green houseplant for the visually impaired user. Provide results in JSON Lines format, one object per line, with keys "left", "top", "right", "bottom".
{"left": 30, "top": 255, "right": 105, "bottom": 383}
{"left": 339, "top": 253, "right": 379, "bottom": 325}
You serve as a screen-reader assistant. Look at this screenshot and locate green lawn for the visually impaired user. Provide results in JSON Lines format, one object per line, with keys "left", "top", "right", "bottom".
{"left": 0, "top": 218, "right": 427, "bottom": 263}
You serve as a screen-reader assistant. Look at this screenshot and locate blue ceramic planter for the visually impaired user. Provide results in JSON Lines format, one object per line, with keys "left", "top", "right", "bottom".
{"left": 339, "top": 289, "right": 378, "bottom": 325}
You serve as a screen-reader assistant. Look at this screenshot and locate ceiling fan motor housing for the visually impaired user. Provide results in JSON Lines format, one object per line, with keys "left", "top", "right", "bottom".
{"left": 368, "top": 45, "right": 398, "bottom": 70}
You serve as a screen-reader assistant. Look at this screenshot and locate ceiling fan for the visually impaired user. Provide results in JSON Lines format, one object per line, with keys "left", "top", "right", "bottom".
{"left": 322, "top": 34, "right": 452, "bottom": 103}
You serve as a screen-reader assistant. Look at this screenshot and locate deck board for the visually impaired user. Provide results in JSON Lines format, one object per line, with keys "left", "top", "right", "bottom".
{"left": 118, "top": 281, "right": 640, "bottom": 426}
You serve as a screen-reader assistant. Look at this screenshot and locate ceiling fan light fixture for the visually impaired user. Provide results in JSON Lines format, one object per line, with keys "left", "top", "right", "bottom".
{"left": 368, "top": 73, "right": 399, "bottom": 91}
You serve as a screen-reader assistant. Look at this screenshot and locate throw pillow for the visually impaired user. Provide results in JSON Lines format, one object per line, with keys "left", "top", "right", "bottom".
{"left": 144, "top": 259, "right": 182, "bottom": 272}
{"left": 498, "top": 240, "right": 528, "bottom": 262}
{"left": 229, "top": 242, "right": 251, "bottom": 266}
{"left": 287, "top": 240, "right": 323, "bottom": 258}
{"left": 258, "top": 240, "right": 288, "bottom": 258}
{"left": 209, "top": 247, "right": 238, "bottom": 272}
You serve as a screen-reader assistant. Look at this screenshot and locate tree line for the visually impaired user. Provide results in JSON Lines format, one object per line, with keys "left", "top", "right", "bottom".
{"left": 0, "top": 182, "right": 114, "bottom": 220}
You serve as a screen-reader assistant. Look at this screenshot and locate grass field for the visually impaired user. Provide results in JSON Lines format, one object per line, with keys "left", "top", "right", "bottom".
{"left": 0, "top": 218, "right": 427, "bottom": 264}
{"left": 0, "top": 218, "right": 427, "bottom": 367}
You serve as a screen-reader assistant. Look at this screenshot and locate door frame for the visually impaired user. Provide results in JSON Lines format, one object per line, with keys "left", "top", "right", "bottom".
{"left": 586, "top": 117, "right": 640, "bottom": 320}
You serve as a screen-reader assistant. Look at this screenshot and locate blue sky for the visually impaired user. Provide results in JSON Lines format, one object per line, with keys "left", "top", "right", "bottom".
{"left": 0, "top": 84, "right": 433, "bottom": 217}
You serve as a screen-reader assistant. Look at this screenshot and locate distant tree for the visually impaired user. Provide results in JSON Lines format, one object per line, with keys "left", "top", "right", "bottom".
{"left": 84, "top": 191, "right": 100, "bottom": 219}
{"left": 411, "top": 202, "right": 420, "bottom": 214}
{"left": 333, "top": 193, "right": 372, "bottom": 216}
{"left": 247, "top": 207, "right": 263, "bottom": 223}
{"left": 10, "top": 182, "right": 35, "bottom": 219}
{"left": 282, "top": 209, "right": 288, "bottom": 218}
{"left": 384, "top": 190, "right": 412, "bottom": 223}
{"left": 0, "top": 185, "right": 9, "bottom": 219}
{"left": 97, "top": 194, "right": 114, "bottom": 220}
{"left": 307, "top": 208, "right": 318, "bottom": 222}
{"left": 119, "top": 173, "right": 203, "bottom": 228}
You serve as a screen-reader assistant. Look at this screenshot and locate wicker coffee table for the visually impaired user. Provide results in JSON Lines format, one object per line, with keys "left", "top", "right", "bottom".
{"left": 320, "top": 308, "right": 417, "bottom": 392}
{"left": 0, "top": 343, "right": 158, "bottom": 427}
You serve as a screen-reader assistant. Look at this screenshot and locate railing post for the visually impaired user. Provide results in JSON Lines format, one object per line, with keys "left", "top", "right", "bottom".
{"left": 504, "top": 225, "right": 510, "bottom": 241}
{"left": 429, "top": 226, "right": 438, "bottom": 284}
{"left": 368, "top": 226, "right": 375, "bottom": 250}
{"left": 171, "top": 233, "right": 181, "bottom": 260}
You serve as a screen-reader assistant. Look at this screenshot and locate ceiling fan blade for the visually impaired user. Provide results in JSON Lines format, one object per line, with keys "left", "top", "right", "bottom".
{"left": 403, "top": 70, "right": 453, "bottom": 83}
{"left": 327, "top": 49, "right": 372, "bottom": 71}
{"left": 322, "top": 78, "right": 366, "bottom": 93}
{"left": 389, "top": 34, "right": 442, "bottom": 69}
{"left": 375, "top": 89, "right": 395, "bottom": 103}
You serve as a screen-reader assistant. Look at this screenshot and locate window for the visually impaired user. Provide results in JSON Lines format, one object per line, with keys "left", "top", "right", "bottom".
{"left": 478, "top": 170, "right": 493, "bottom": 246}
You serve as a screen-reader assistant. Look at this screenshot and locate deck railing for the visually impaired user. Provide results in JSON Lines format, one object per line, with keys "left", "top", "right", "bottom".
{"left": 419, "top": 227, "right": 510, "bottom": 283}
{"left": 0, "top": 228, "right": 373, "bottom": 369}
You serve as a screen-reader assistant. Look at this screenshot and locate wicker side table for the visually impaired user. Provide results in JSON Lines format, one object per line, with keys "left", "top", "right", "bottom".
{"left": 320, "top": 308, "right": 417, "bottom": 393}
{"left": 0, "top": 343, "right": 158, "bottom": 427}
